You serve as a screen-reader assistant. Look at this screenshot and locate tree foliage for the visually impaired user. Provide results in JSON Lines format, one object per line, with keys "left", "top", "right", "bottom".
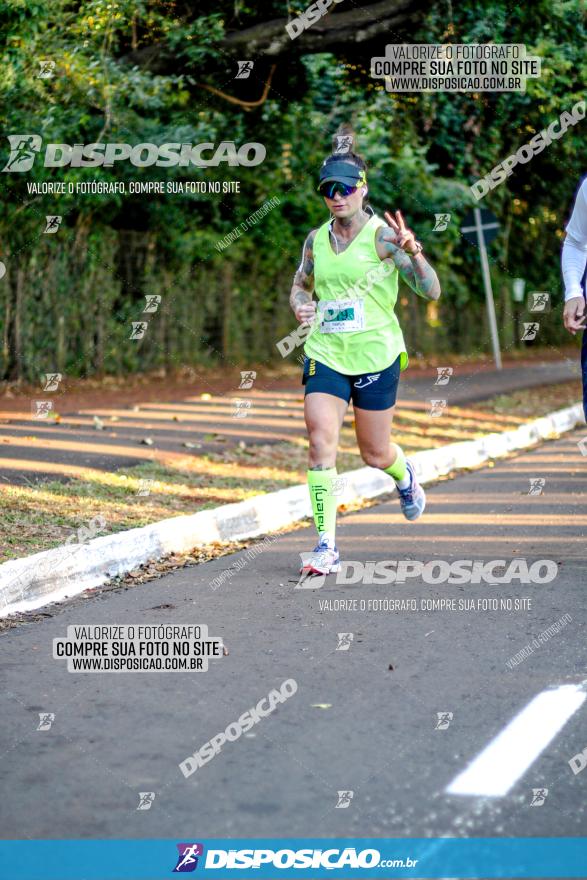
{"left": 0, "top": 0, "right": 584, "bottom": 381}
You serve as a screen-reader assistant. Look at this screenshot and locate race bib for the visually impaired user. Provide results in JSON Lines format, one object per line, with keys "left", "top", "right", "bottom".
{"left": 319, "top": 299, "right": 365, "bottom": 334}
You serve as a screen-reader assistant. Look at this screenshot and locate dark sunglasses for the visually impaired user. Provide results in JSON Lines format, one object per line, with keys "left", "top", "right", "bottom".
{"left": 318, "top": 181, "right": 358, "bottom": 199}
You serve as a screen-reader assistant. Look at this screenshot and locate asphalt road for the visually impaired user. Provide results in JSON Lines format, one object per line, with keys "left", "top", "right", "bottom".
{"left": 1, "top": 432, "right": 586, "bottom": 844}
{"left": 0, "top": 358, "right": 581, "bottom": 486}
{"left": 400, "top": 357, "right": 581, "bottom": 403}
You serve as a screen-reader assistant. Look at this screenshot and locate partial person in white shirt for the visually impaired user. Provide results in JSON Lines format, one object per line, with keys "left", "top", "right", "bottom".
{"left": 561, "top": 176, "right": 587, "bottom": 419}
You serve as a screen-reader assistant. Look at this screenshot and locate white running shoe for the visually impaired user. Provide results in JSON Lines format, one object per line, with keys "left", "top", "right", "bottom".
{"left": 397, "top": 460, "right": 426, "bottom": 521}
{"left": 300, "top": 541, "right": 341, "bottom": 575}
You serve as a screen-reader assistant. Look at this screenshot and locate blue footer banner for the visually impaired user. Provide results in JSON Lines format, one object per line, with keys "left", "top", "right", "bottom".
{"left": 0, "top": 838, "right": 586, "bottom": 879}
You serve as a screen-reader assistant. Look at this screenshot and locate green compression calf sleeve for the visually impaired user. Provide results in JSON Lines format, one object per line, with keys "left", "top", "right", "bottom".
{"left": 307, "top": 467, "right": 338, "bottom": 547}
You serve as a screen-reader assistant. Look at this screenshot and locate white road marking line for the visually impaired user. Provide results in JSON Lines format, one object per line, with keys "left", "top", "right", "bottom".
{"left": 446, "top": 684, "right": 587, "bottom": 797}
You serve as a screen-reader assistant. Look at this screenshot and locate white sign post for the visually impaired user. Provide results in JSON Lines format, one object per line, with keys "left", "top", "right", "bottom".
{"left": 461, "top": 208, "right": 502, "bottom": 370}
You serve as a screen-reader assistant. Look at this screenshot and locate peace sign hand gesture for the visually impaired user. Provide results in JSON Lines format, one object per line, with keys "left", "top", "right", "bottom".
{"left": 383, "top": 210, "right": 421, "bottom": 256}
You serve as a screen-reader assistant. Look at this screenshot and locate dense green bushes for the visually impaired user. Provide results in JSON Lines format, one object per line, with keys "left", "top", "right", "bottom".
{"left": 0, "top": 1, "right": 584, "bottom": 381}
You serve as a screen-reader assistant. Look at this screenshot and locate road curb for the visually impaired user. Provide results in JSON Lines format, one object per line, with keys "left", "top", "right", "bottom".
{"left": 1, "top": 402, "right": 584, "bottom": 618}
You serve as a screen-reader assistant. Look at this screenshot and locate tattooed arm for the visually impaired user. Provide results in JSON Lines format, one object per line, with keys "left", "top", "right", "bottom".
{"left": 380, "top": 236, "right": 442, "bottom": 301}
{"left": 290, "top": 230, "right": 317, "bottom": 322}
{"left": 375, "top": 211, "right": 441, "bottom": 301}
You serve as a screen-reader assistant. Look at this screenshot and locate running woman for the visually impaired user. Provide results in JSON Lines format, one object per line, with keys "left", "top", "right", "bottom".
{"left": 290, "top": 130, "right": 441, "bottom": 575}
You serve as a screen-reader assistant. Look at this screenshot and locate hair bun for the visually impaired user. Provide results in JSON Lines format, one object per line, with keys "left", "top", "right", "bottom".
{"left": 332, "top": 123, "right": 356, "bottom": 155}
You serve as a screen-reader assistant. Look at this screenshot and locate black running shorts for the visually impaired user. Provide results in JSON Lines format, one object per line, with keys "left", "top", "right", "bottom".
{"left": 302, "top": 354, "right": 401, "bottom": 411}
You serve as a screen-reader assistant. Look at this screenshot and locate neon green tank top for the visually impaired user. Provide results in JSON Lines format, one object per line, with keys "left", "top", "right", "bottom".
{"left": 303, "top": 213, "right": 408, "bottom": 375}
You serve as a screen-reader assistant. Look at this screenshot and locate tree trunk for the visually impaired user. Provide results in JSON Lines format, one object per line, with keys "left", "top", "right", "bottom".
{"left": 5, "top": 258, "right": 24, "bottom": 382}
{"left": 93, "top": 290, "right": 104, "bottom": 375}
{"left": 57, "top": 315, "right": 66, "bottom": 372}
{"left": 120, "top": 0, "right": 426, "bottom": 70}
{"left": 222, "top": 262, "right": 233, "bottom": 359}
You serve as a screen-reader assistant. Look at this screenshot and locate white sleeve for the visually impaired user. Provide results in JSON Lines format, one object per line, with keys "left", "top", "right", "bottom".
{"left": 561, "top": 177, "right": 587, "bottom": 301}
